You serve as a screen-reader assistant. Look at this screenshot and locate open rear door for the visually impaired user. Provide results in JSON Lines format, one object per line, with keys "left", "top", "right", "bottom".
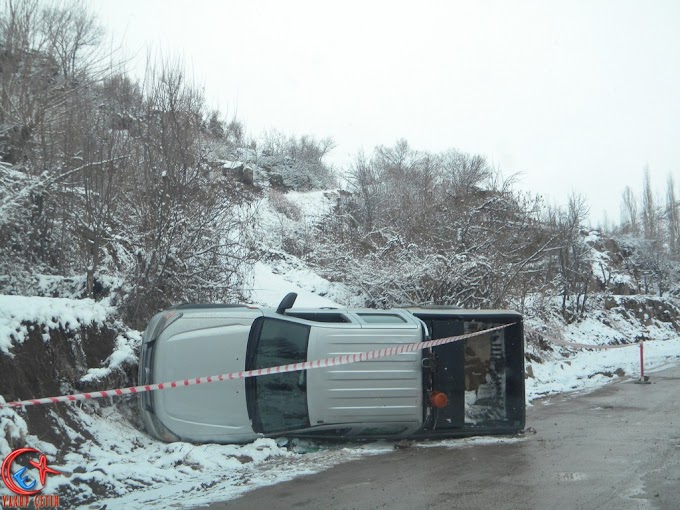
{"left": 411, "top": 309, "right": 525, "bottom": 437}
{"left": 425, "top": 318, "right": 466, "bottom": 429}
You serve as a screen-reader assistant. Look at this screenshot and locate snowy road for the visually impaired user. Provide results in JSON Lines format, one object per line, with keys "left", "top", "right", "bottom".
{"left": 199, "top": 363, "right": 680, "bottom": 510}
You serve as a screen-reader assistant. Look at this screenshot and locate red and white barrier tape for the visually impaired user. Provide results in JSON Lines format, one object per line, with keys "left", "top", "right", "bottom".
{"left": 0, "top": 323, "right": 514, "bottom": 408}
{"left": 527, "top": 327, "right": 635, "bottom": 351}
{"left": 527, "top": 327, "right": 650, "bottom": 382}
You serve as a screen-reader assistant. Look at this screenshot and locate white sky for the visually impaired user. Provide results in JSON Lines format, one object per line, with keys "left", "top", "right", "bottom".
{"left": 93, "top": 0, "right": 680, "bottom": 224}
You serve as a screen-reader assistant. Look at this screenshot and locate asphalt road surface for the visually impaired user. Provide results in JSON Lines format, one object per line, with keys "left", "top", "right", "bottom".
{"left": 200, "top": 364, "right": 680, "bottom": 510}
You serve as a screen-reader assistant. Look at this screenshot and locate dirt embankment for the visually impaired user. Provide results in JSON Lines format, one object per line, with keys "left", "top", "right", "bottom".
{"left": 0, "top": 322, "right": 135, "bottom": 457}
{"left": 604, "top": 295, "right": 680, "bottom": 331}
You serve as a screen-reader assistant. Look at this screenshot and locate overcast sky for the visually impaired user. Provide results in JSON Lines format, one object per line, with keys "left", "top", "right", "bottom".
{"left": 93, "top": 0, "right": 680, "bottom": 225}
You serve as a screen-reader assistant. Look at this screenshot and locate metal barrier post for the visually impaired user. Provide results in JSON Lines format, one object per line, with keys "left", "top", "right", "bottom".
{"left": 635, "top": 339, "right": 651, "bottom": 384}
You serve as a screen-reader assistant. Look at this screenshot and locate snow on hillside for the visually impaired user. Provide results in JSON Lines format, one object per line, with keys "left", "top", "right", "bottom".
{"left": 524, "top": 326, "right": 679, "bottom": 399}
{"left": 249, "top": 188, "right": 366, "bottom": 308}
{"left": 0, "top": 295, "right": 113, "bottom": 354}
{"left": 250, "top": 261, "right": 346, "bottom": 308}
{"left": 1, "top": 190, "right": 679, "bottom": 509}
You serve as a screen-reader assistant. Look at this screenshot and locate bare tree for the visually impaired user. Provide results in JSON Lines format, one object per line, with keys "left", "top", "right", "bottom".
{"left": 346, "top": 150, "right": 380, "bottom": 235}
{"left": 545, "top": 193, "right": 592, "bottom": 320}
{"left": 41, "top": 0, "right": 104, "bottom": 83}
{"left": 666, "top": 173, "right": 679, "bottom": 260}
{"left": 111, "top": 56, "right": 260, "bottom": 325}
{"left": 315, "top": 141, "right": 565, "bottom": 310}
{"left": 0, "top": 3, "right": 259, "bottom": 320}
{"left": 641, "top": 166, "right": 658, "bottom": 242}
{"left": 256, "top": 129, "right": 336, "bottom": 190}
{"left": 621, "top": 186, "right": 638, "bottom": 234}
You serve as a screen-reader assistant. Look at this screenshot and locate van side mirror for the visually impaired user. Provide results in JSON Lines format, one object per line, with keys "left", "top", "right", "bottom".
{"left": 276, "top": 292, "right": 298, "bottom": 314}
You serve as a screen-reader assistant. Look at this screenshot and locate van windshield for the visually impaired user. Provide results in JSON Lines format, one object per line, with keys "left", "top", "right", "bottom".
{"left": 245, "top": 317, "right": 311, "bottom": 433}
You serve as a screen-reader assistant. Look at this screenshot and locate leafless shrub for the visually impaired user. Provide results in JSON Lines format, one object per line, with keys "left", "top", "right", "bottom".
{"left": 0, "top": 3, "right": 259, "bottom": 326}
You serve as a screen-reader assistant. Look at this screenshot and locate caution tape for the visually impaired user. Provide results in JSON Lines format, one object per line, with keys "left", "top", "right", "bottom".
{"left": 527, "top": 327, "right": 635, "bottom": 351}
{"left": 0, "top": 323, "right": 514, "bottom": 409}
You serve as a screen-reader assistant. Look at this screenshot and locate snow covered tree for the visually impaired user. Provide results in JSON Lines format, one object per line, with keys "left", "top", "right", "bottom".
{"left": 255, "top": 130, "right": 336, "bottom": 190}
{"left": 620, "top": 186, "right": 639, "bottom": 235}
{"left": 641, "top": 167, "right": 659, "bottom": 243}
{"left": 315, "top": 141, "right": 560, "bottom": 309}
{"left": 0, "top": 0, "right": 110, "bottom": 277}
{"left": 666, "top": 174, "right": 679, "bottom": 261}
{"left": 549, "top": 194, "right": 592, "bottom": 319}
{"left": 0, "top": 2, "right": 259, "bottom": 323}
{"left": 109, "top": 57, "right": 259, "bottom": 325}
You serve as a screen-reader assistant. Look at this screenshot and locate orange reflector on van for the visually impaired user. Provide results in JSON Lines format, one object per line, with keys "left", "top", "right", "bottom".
{"left": 429, "top": 391, "right": 448, "bottom": 408}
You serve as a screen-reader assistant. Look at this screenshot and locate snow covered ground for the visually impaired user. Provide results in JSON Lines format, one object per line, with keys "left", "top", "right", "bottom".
{"left": 0, "top": 294, "right": 113, "bottom": 354}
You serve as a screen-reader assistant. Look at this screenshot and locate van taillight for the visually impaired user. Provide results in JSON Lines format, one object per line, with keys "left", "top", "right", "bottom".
{"left": 429, "top": 391, "right": 448, "bottom": 409}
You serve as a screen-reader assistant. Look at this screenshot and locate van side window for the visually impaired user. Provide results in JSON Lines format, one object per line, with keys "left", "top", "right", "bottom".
{"left": 357, "top": 313, "right": 407, "bottom": 324}
{"left": 285, "top": 312, "right": 351, "bottom": 323}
